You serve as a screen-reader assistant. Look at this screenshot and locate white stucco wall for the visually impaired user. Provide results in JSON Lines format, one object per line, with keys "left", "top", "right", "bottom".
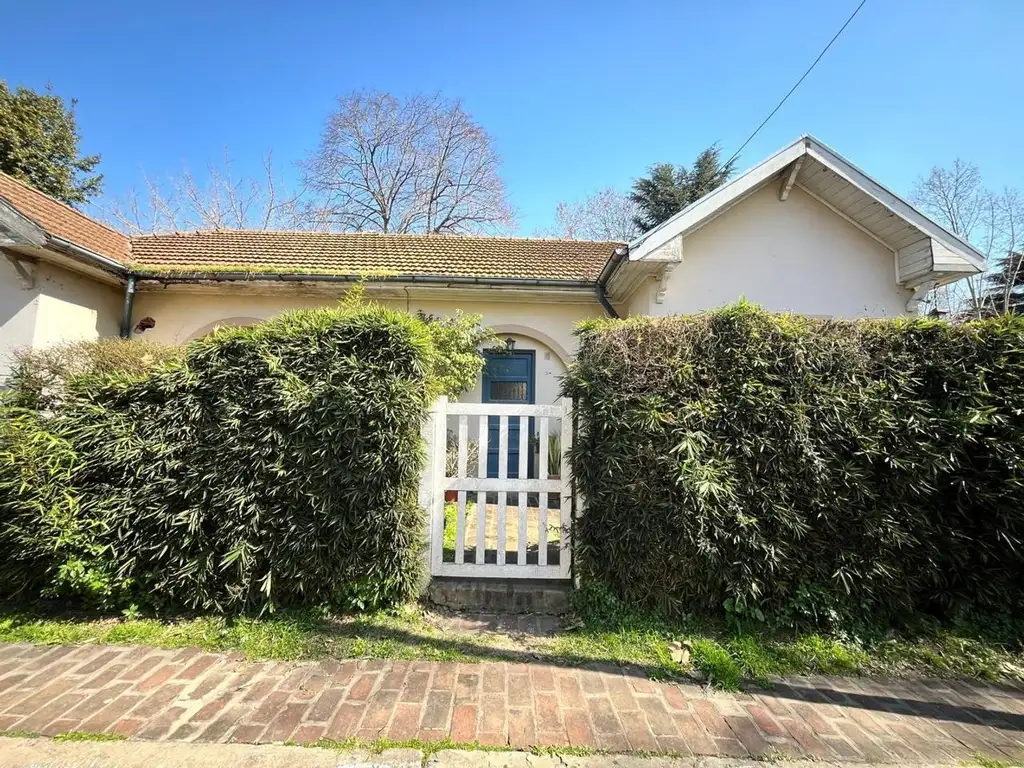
{"left": 132, "top": 290, "right": 601, "bottom": 404}
{"left": 32, "top": 262, "right": 122, "bottom": 347}
{"left": 651, "top": 185, "right": 912, "bottom": 318}
{"left": 0, "top": 257, "right": 40, "bottom": 380}
{"left": 0, "top": 260, "right": 122, "bottom": 381}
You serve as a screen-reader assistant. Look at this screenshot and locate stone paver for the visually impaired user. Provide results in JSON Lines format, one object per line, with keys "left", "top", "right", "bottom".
{"left": 0, "top": 643, "right": 1022, "bottom": 764}
{"left": 0, "top": 738, "right": 971, "bottom": 768}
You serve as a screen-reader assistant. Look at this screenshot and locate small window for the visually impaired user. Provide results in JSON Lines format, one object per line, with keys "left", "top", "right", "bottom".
{"left": 489, "top": 380, "right": 528, "bottom": 402}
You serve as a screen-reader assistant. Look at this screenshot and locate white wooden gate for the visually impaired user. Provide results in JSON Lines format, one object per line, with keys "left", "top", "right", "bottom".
{"left": 422, "top": 397, "right": 573, "bottom": 579}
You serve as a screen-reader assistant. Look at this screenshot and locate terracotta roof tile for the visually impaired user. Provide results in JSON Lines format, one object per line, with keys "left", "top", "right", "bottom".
{"left": 0, "top": 172, "right": 621, "bottom": 281}
{"left": 129, "top": 230, "right": 620, "bottom": 282}
{"left": 0, "top": 172, "right": 131, "bottom": 263}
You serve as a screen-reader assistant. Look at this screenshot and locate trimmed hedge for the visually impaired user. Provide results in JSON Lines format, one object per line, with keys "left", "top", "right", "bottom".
{"left": 564, "top": 302, "right": 1024, "bottom": 628}
{"left": 6, "top": 338, "right": 184, "bottom": 412}
{"left": 1, "top": 302, "right": 485, "bottom": 614}
{"left": 0, "top": 408, "right": 106, "bottom": 600}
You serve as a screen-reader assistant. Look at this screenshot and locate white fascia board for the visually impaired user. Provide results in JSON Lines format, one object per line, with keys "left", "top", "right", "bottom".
{"left": 628, "top": 137, "right": 810, "bottom": 261}
{"left": 629, "top": 134, "right": 987, "bottom": 275}
{"left": 803, "top": 137, "right": 987, "bottom": 272}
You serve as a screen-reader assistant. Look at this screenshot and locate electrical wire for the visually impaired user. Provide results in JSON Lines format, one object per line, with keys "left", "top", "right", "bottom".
{"left": 724, "top": 0, "right": 869, "bottom": 168}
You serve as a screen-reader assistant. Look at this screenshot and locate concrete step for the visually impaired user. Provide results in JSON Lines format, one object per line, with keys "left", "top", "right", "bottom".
{"left": 425, "top": 576, "right": 571, "bottom": 614}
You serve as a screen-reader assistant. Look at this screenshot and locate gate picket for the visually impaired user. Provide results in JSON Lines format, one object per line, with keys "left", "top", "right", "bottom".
{"left": 427, "top": 399, "right": 572, "bottom": 580}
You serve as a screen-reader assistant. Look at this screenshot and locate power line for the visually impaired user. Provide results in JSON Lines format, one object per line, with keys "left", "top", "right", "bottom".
{"left": 724, "top": 0, "right": 869, "bottom": 168}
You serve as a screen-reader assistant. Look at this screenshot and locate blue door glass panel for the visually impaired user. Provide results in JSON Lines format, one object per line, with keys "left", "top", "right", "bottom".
{"left": 482, "top": 351, "right": 535, "bottom": 479}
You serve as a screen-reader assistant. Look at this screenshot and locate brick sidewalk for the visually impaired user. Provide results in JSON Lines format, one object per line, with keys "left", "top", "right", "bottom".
{"left": 0, "top": 644, "right": 1022, "bottom": 764}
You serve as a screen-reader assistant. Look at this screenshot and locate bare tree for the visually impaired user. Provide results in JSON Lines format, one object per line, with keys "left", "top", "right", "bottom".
{"left": 911, "top": 162, "right": 1024, "bottom": 319}
{"left": 103, "top": 150, "right": 315, "bottom": 234}
{"left": 911, "top": 160, "right": 994, "bottom": 318}
{"left": 988, "top": 186, "right": 1024, "bottom": 314}
{"left": 911, "top": 159, "right": 988, "bottom": 242}
{"left": 544, "top": 188, "right": 639, "bottom": 241}
{"left": 300, "top": 92, "right": 515, "bottom": 234}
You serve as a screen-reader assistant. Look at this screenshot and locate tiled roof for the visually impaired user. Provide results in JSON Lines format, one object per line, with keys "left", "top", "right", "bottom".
{"left": 0, "top": 172, "right": 621, "bottom": 282}
{"left": 129, "top": 230, "right": 620, "bottom": 282}
{"left": 0, "top": 172, "right": 131, "bottom": 263}
{"left": 131, "top": 233, "right": 618, "bottom": 284}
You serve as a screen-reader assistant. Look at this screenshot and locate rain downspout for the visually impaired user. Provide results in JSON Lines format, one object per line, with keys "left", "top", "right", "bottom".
{"left": 595, "top": 246, "right": 628, "bottom": 318}
{"left": 119, "top": 275, "right": 136, "bottom": 339}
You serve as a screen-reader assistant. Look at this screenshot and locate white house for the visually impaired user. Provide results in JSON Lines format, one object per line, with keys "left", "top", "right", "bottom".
{"left": 0, "top": 135, "right": 986, "bottom": 408}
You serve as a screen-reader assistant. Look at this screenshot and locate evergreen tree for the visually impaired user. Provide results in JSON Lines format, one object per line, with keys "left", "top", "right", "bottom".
{"left": 631, "top": 144, "right": 736, "bottom": 232}
{"left": 985, "top": 251, "right": 1024, "bottom": 315}
{"left": 0, "top": 82, "right": 102, "bottom": 206}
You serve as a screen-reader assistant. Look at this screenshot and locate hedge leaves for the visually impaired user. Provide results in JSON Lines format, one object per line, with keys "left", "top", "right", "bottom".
{"left": 565, "top": 302, "right": 1024, "bottom": 628}
{"left": 1, "top": 302, "right": 482, "bottom": 614}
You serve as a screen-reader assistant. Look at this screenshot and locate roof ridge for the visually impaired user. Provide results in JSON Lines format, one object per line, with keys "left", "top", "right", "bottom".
{"left": 0, "top": 171, "right": 130, "bottom": 244}
{"left": 129, "top": 229, "right": 625, "bottom": 245}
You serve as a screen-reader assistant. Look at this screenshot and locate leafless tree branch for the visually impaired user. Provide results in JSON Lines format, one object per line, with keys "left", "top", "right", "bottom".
{"left": 102, "top": 149, "right": 319, "bottom": 234}
{"left": 540, "top": 188, "right": 639, "bottom": 241}
{"left": 910, "top": 160, "right": 1023, "bottom": 319}
{"left": 300, "top": 92, "right": 515, "bottom": 234}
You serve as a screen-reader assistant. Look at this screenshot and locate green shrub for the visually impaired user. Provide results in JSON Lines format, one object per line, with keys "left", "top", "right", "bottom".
{"left": 0, "top": 408, "right": 77, "bottom": 596}
{"left": 0, "top": 408, "right": 120, "bottom": 603}
{"left": 6, "top": 338, "right": 184, "bottom": 411}
{"left": 0, "top": 300, "right": 496, "bottom": 614}
{"left": 53, "top": 304, "right": 435, "bottom": 614}
{"left": 564, "top": 302, "right": 1024, "bottom": 628}
{"left": 418, "top": 310, "right": 495, "bottom": 399}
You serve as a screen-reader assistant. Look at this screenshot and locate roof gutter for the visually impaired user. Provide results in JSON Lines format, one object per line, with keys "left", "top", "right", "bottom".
{"left": 48, "top": 236, "right": 130, "bottom": 277}
{"left": 35, "top": 237, "right": 622, "bottom": 327}
{"left": 136, "top": 271, "right": 597, "bottom": 290}
{"left": 594, "top": 246, "right": 628, "bottom": 318}
{"left": 46, "top": 237, "right": 141, "bottom": 339}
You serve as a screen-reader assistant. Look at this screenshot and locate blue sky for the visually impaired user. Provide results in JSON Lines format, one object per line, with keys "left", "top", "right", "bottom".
{"left": 5, "top": 0, "right": 1022, "bottom": 235}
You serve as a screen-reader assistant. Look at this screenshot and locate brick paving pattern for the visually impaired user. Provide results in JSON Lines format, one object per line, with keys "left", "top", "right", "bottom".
{"left": 0, "top": 643, "right": 1023, "bottom": 763}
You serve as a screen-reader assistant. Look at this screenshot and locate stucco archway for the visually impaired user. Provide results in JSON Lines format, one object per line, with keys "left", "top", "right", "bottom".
{"left": 486, "top": 324, "right": 572, "bottom": 368}
{"left": 186, "top": 316, "right": 263, "bottom": 341}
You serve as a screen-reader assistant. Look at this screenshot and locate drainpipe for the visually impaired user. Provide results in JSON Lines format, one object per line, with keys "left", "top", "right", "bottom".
{"left": 594, "top": 246, "right": 628, "bottom": 319}
{"left": 119, "top": 275, "right": 136, "bottom": 339}
{"left": 595, "top": 282, "right": 618, "bottom": 319}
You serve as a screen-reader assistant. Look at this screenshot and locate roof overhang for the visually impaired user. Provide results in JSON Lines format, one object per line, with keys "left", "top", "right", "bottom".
{"left": 135, "top": 269, "right": 596, "bottom": 289}
{"left": 0, "top": 196, "right": 47, "bottom": 249}
{"left": 136, "top": 274, "right": 602, "bottom": 304}
{"left": 0, "top": 195, "right": 129, "bottom": 283}
{"left": 627, "top": 135, "right": 987, "bottom": 286}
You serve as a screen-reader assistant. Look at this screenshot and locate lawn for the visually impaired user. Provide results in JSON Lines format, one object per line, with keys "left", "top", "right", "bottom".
{"left": 1, "top": 588, "right": 1021, "bottom": 691}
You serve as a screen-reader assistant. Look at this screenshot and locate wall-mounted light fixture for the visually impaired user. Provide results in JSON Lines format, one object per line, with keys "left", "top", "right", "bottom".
{"left": 134, "top": 316, "right": 156, "bottom": 334}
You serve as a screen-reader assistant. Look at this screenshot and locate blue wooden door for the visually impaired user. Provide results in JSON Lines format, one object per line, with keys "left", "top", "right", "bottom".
{"left": 482, "top": 351, "right": 535, "bottom": 479}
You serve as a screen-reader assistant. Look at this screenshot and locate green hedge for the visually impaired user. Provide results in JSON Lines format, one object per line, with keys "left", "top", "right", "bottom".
{"left": 6, "top": 338, "right": 184, "bottom": 412}
{"left": 1, "top": 302, "right": 485, "bottom": 614}
{"left": 564, "top": 302, "right": 1024, "bottom": 628}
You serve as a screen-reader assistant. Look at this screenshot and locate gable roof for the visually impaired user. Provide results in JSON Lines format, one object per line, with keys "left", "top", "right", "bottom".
{"left": 0, "top": 172, "right": 131, "bottom": 264}
{"left": 130, "top": 230, "right": 620, "bottom": 282}
{"left": 628, "top": 135, "right": 986, "bottom": 282}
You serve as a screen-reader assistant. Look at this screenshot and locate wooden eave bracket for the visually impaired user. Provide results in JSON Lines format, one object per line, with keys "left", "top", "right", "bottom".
{"left": 3, "top": 250, "right": 36, "bottom": 289}
{"left": 779, "top": 157, "right": 804, "bottom": 201}
{"left": 906, "top": 279, "right": 937, "bottom": 314}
